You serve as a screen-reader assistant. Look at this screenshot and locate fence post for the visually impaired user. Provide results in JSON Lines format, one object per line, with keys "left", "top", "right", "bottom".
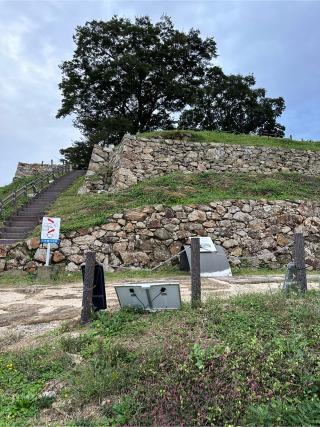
{"left": 191, "top": 237, "right": 201, "bottom": 307}
{"left": 293, "top": 233, "right": 307, "bottom": 292}
{"left": 80, "top": 251, "right": 96, "bottom": 325}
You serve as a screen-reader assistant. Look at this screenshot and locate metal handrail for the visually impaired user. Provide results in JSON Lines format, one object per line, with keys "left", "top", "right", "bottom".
{"left": 0, "top": 164, "right": 72, "bottom": 218}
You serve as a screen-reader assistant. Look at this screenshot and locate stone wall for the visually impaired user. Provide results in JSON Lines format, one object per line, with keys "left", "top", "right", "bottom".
{"left": 14, "top": 162, "right": 59, "bottom": 180}
{"left": 78, "top": 145, "right": 116, "bottom": 193}
{"left": 80, "top": 135, "right": 320, "bottom": 193}
{"left": 1, "top": 200, "right": 320, "bottom": 273}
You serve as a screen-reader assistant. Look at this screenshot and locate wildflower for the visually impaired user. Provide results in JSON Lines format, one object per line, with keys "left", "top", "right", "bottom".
{"left": 6, "top": 363, "right": 13, "bottom": 370}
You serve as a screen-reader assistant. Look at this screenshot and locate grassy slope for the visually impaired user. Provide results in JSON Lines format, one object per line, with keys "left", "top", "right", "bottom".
{"left": 140, "top": 129, "right": 320, "bottom": 151}
{"left": 0, "top": 176, "right": 37, "bottom": 199}
{"left": 47, "top": 171, "right": 320, "bottom": 233}
{"left": 1, "top": 291, "right": 320, "bottom": 426}
{"left": 0, "top": 176, "right": 37, "bottom": 224}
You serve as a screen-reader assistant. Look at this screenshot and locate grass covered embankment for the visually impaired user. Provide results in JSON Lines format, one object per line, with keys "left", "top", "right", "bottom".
{"left": 0, "top": 176, "right": 37, "bottom": 225}
{"left": 46, "top": 171, "right": 320, "bottom": 233}
{"left": 140, "top": 129, "right": 320, "bottom": 151}
{"left": 1, "top": 291, "right": 320, "bottom": 425}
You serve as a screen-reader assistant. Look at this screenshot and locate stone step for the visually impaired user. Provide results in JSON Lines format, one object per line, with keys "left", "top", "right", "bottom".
{"left": 9, "top": 215, "right": 38, "bottom": 221}
{"left": 0, "top": 232, "right": 27, "bottom": 239}
{"left": 3, "top": 226, "right": 32, "bottom": 233}
{"left": 9, "top": 216, "right": 39, "bottom": 222}
{"left": 18, "top": 209, "right": 43, "bottom": 218}
{"left": 0, "top": 239, "right": 20, "bottom": 245}
{"left": 0, "top": 170, "right": 85, "bottom": 244}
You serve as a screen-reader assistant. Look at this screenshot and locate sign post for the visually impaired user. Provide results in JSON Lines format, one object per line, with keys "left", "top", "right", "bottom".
{"left": 40, "top": 217, "right": 61, "bottom": 267}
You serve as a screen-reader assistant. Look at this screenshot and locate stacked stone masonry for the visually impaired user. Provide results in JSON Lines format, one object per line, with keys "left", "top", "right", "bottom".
{"left": 80, "top": 134, "right": 320, "bottom": 193}
{"left": 14, "top": 162, "right": 59, "bottom": 180}
{"left": 1, "top": 200, "right": 320, "bottom": 273}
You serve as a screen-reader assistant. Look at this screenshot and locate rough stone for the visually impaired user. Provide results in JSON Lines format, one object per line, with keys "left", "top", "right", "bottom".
{"left": 0, "top": 246, "right": 7, "bottom": 258}
{"left": 222, "top": 239, "right": 238, "bottom": 249}
{"left": 120, "top": 251, "right": 150, "bottom": 265}
{"left": 233, "top": 211, "right": 252, "bottom": 222}
{"left": 124, "top": 210, "right": 148, "bottom": 222}
{"left": 66, "top": 262, "right": 79, "bottom": 272}
{"left": 188, "top": 210, "right": 206, "bottom": 222}
{"left": 68, "top": 254, "right": 84, "bottom": 264}
{"left": 103, "top": 223, "right": 121, "bottom": 231}
{"left": 52, "top": 251, "right": 66, "bottom": 263}
{"left": 34, "top": 248, "right": 49, "bottom": 263}
{"left": 73, "top": 235, "right": 95, "bottom": 246}
{"left": 26, "top": 237, "right": 40, "bottom": 250}
{"left": 24, "top": 261, "right": 37, "bottom": 273}
{"left": 154, "top": 228, "right": 172, "bottom": 240}
{"left": 277, "top": 234, "right": 291, "bottom": 247}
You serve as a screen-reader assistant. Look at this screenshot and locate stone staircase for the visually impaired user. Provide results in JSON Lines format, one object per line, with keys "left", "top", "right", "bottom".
{"left": 0, "top": 170, "right": 85, "bottom": 245}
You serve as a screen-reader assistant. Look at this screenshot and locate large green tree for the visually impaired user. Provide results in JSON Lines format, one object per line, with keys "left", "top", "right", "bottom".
{"left": 179, "top": 67, "right": 285, "bottom": 136}
{"left": 57, "top": 16, "right": 216, "bottom": 142}
{"left": 57, "top": 16, "right": 286, "bottom": 168}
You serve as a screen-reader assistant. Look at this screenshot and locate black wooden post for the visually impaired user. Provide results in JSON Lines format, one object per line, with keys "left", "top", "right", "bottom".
{"left": 80, "top": 251, "right": 96, "bottom": 325}
{"left": 293, "top": 233, "right": 307, "bottom": 292}
{"left": 191, "top": 237, "right": 201, "bottom": 307}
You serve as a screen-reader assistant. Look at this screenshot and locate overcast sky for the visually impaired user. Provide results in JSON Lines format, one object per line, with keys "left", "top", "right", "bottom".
{"left": 1, "top": 0, "right": 319, "bottom": 185}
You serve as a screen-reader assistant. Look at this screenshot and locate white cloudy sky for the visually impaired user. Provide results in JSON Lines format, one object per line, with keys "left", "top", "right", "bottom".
{"left": 0, "top": 0, "right": 319, "bottom": 185}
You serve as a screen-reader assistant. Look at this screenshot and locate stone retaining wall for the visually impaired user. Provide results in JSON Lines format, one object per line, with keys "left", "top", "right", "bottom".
{"left": 1, "top": 200, "right": 320, "bottom": 273}
{"left": 14, "top": 162, "right": 59, "bottom": 180}
{"left": 80, "top": 135, "right": 320, "bottom": 193}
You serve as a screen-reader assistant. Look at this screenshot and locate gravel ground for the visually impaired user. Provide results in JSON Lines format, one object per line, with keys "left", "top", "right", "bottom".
{"left": 1, "top": 274, "right": 319, "bottom": 346}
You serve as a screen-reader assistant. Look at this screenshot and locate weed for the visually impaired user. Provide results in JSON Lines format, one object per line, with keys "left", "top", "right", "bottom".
{"left": 1, "top": 291, "right": 320, "bottom": 425}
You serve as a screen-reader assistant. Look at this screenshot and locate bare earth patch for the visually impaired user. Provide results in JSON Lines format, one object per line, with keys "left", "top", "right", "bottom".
{"left": 1, "top": 274, "right": 319, "bottom": 349}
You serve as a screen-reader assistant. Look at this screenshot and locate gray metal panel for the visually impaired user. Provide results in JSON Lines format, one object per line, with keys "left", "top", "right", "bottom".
{"left": 149, "top": 284, "right": 181, "bottom": 310}
{"left": 115, "top": 285, "right": 149, "bottom": 309}
{"left": 185, "top": 243, "right": 232, "bottom": 277}
{"left": 114, "top": 282, "right": 181, "bottom": 310}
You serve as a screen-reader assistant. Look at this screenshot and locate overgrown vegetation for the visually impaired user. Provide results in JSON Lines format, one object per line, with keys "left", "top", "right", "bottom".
{"left": 0, "top": 176, "right": 36, "bottom": 225}
{"left": 1, "top": 291, "right": 320, "bottom": 425}
{"left": 140, "top": 129, "right": 320, "bottom": 151}
{"left": 46, "top": 171, "right": 320, "bottom": 233}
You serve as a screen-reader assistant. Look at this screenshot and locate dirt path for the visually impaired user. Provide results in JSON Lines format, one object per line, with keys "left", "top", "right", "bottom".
{"left": 1, "top": 275, "right": 319, "bottom": 344}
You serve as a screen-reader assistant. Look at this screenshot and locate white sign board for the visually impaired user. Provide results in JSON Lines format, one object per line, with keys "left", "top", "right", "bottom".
{"left": 191, "top": 236, "right": 217, "bottom": 253}
{"left": 41, "top": 217, "right": 61, "bottom": 244}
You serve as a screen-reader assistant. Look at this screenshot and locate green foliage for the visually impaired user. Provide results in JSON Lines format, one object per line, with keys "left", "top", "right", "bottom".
{"left": 57, "top": 15, "right": 216, "bottom": 165}
{"left": 179, "top": 66, "right": 285, "bottom": 136}
{"left": 0, "top": 175, "right": 37, "bottom": 225}
{"left": 246, "top": 397, "right": 320, "bottom": 425}
{"left": 57, "top": 16, "right": 287, "bottom": 166}
{"left": 60, "top": 140, "right": 95, "bottom": 170}
{"left": 0, "top": 346, "right": 72, "bottom": 425}
{"left": 2, "top": 292, "right": 320, "bottom": 425}
{"left": 48, "top": 171, "right": 320, "bottom": 233}
{"left": 0, "top": 176, "right": 35, "bottom": 199}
